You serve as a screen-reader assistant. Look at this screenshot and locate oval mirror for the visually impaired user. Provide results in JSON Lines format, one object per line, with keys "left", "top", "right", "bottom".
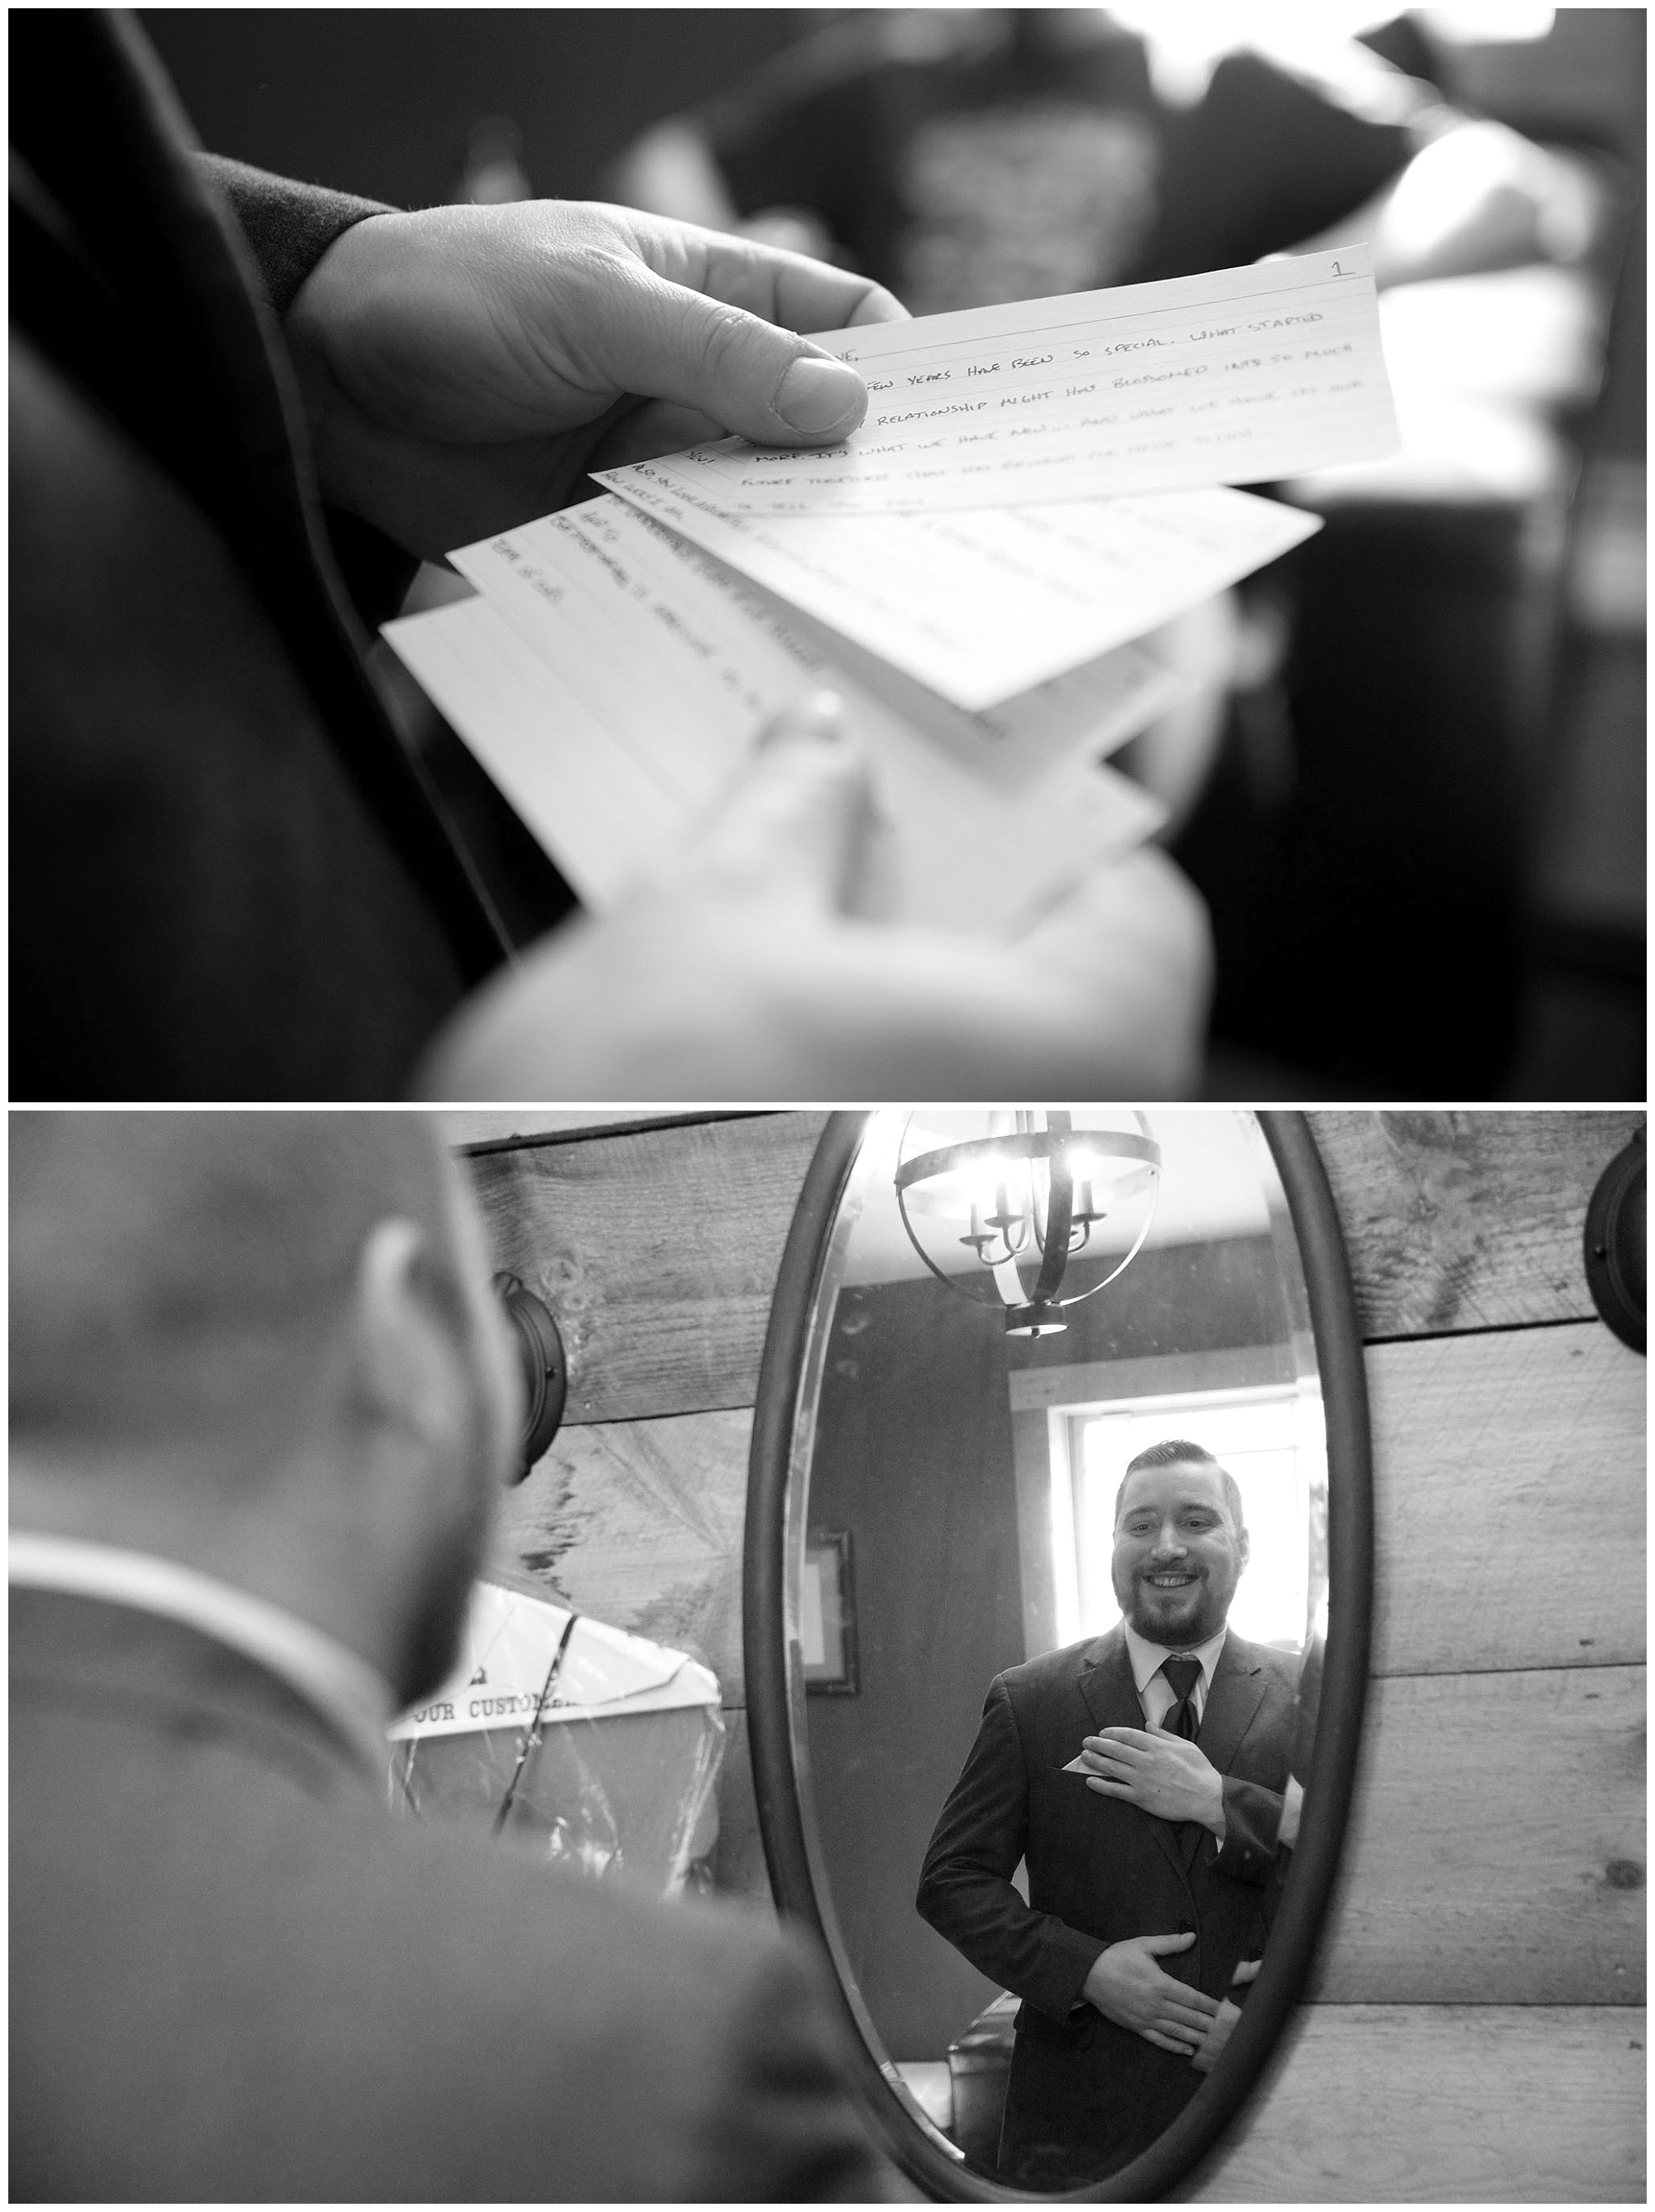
{"left": 746, "top": 1110, "right": 1372, "bottom": 2200}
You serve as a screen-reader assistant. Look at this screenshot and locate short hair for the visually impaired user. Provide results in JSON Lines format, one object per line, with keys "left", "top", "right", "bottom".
{"left": 10, "top": 1111, "right": 469, "bottom": 1458}
{"left": 1115, "top": 1440, "right": 1245, "bottom": 1535}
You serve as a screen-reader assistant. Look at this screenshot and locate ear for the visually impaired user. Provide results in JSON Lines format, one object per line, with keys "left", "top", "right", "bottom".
{"left": 349, "top": 1218, "right": 473, "bottom": 1461}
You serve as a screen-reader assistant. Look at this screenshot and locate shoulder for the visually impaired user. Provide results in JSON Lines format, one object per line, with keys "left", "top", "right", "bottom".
{"left": 991, "top": 1629, "right": 1118, "bottom": 1701}
{"left": 1225, "top": 1634, "right": 1301, "bottom": 1692}
{"left": 327, "top": 1801, "right": 799, "bottom": 2011}
{"left": 331, "top": 1816, "right": 876, "bottom": 2195}
{"left": 20, "top": 1734, "right": 874, "bottom": 2200}
{"left": 12, "top": 1610, "right": 880, "bottom": 2200}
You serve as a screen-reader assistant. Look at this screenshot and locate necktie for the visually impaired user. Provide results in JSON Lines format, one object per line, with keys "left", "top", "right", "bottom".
{"left": 1161, "top": 1656, "right": 1202, "bottom": 1740}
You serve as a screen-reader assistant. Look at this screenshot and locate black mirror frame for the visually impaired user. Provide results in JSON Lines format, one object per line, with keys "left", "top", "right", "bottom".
{"left": 745, "top": 1111, "right": 1373, "bottom": 2201}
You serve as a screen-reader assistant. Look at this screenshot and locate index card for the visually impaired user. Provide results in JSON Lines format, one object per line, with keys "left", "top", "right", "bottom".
{"left": 386, "top": 499, "right": 1175, "bottom": 933}
{"left": 596, "top": 247, "right": 1396, "bottom": 519}
{"left": 598, "top": 477, "right": 1322, "bottom": 712}
{"left": 452, "top": 494, "right": 1184, "bottom": 799}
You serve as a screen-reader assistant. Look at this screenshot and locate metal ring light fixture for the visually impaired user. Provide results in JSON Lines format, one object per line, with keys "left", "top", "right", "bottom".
{"left": 491, "top": 1272, "right": 568, "bottom": 1480}
{"left": 893, "top": 1109, "right": 1162, "bottom": 1336}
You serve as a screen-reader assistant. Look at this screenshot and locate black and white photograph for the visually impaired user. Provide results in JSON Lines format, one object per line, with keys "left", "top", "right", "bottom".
{"left": 11, "top": 7, "right": 1644, "bottom": 1101}
{"left": 9, "top": 1106, "right": 1645, "bottom": 2199}
{"left": 7, "top": 3, "right": 1646, "bottom": 2205}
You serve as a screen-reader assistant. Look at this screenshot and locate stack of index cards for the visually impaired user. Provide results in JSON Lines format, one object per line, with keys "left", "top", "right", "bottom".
{"left": 384, "top": 247, "right": 1395, "bottom": 933}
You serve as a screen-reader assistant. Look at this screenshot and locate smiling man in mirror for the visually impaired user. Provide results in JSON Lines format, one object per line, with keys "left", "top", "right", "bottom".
{"left": 917, "top": 1440, "right": 1296, "bottom": 2188}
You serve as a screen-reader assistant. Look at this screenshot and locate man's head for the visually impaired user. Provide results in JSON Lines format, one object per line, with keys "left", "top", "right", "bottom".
{"left": 1111, "top": 1439, "right": 1248, "bottom": 1648}
{"left": 10, "top": 1112, "right": 520, "bottom": 1707}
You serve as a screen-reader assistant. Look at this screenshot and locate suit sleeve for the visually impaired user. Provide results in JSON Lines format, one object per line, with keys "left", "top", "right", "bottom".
{"left": 915, "top": 1679, "right": 1106, "bottom": 2024}
{"left": 1211, "top": 1649, "right": 1297, "bottom": 1885}
{"left": 1213, "top": 1776, "right": 1286, "bottom": 1885}
{"left": 194, "top": 155, "right": 392, "bottom": 315}
{"left": 192, "top": 156, "right": 420, "bottom": 624}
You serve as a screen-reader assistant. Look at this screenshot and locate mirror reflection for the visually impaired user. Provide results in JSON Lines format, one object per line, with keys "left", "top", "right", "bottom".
{"left": 793, "top": 1111, "right": 1326, "bottom": 2191}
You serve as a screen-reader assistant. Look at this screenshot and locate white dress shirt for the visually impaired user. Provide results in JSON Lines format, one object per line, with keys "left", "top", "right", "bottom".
{"left": 1121, "top": 1620, "right": 1229, "bottom": 1730}
{"left": 9, "top": 1530, "right": 395, "bottom": 1776}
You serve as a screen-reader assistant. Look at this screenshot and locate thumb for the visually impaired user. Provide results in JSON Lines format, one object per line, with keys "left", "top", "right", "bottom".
{"left": 682, "top": 693, "right": 875, "bottom": 912}
{"left": 605, "top": 264, "right": 871, "bottom": 445}
{"left": 1141, "top": 1931, "right": 1197, "bottom": 1955}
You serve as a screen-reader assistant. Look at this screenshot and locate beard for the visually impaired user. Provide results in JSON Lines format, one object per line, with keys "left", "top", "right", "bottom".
{"left": 1120, "top": 1567, "right": 1221, "bottom": 1646}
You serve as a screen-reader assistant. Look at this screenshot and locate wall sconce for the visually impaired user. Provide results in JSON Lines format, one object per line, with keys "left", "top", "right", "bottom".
{"left": 491, "top": 1273, "right": 568, "bottom": 1480}
{"left": 894, "top": 1110, "right": 1161, "bottom": 1336}
{"left": 1585, "top": 1130, "right": 1645, "bottom": 1355}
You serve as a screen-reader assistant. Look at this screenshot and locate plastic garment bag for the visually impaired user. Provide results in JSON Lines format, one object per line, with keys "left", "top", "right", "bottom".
{"left": 388, "top": 1571, "right": 724, "bottom": 1898}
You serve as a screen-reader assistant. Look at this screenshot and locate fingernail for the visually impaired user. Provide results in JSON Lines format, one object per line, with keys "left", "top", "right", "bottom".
{"left": 773, "top": 355, "right": 863, "bottom": 434}
{"left": 756, "top": 690, "right": 846, "bottom": 752}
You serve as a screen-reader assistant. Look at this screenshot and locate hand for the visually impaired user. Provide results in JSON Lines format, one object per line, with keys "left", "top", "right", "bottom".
{"left": 1190, "top": 1959, "right": 1262, "bottom": 2075}
{"left": 285, "top": 200, "right": 907, "bottom": 559}
{"left": 1082, "top": 1933, "right": 1220, "bottom": 2057}
{"left": 416, "top": 697, "right": 1211, "bottom": 1098}
{"left": 1080, "top": 1727, "right": 1226, "bottom": 1835}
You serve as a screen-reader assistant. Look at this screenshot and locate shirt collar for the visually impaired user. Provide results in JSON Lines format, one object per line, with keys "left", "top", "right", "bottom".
{"left": 8, "top": 1530, "right": 395, "bottom": 1777}
{"left": 1122, "top": 1619, "right": 1229, "bottom": 1696}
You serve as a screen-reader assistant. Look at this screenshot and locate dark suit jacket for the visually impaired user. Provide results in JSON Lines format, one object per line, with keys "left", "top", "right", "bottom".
{"left": 915, "top": 1624, "right": 1295, "bottom": 2185}
{"left": 10, "top": 1587, "right": 882, "bottom": 2200}
{"left": 9, "top": 12, "right": 588, "bottom": 1099}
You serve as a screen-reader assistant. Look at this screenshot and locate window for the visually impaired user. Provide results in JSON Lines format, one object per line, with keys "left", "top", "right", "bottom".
{"left": 1047, "top": 1384, "right": 1319, "bottom": 1650}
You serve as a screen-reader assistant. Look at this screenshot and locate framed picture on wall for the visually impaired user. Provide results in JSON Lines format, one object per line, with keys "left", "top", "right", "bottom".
{"left": 802, "top": 1530, "right": 859, "bottom": 1694}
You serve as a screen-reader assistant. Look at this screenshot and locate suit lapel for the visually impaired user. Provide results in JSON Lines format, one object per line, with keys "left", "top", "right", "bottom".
{"left": 1198, "top": 1634, "right": 1269, "bottom": 1778}
{"left": 1077, "top": 1628, "right": 1141, "bottom": 1734}
{"left": 1077, "top": 1630, "right": 1190, "bottom": 1889}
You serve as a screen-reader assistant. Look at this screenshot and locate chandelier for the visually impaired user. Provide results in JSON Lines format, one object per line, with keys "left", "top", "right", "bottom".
{"left": 893, "top": 1110, "right": 1162, "bottom": 1336}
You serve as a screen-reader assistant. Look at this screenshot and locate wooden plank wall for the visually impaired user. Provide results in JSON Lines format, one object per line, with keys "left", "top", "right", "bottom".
{"left": 462, "top": 1111, "right": 1645, "bottom": 2203}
